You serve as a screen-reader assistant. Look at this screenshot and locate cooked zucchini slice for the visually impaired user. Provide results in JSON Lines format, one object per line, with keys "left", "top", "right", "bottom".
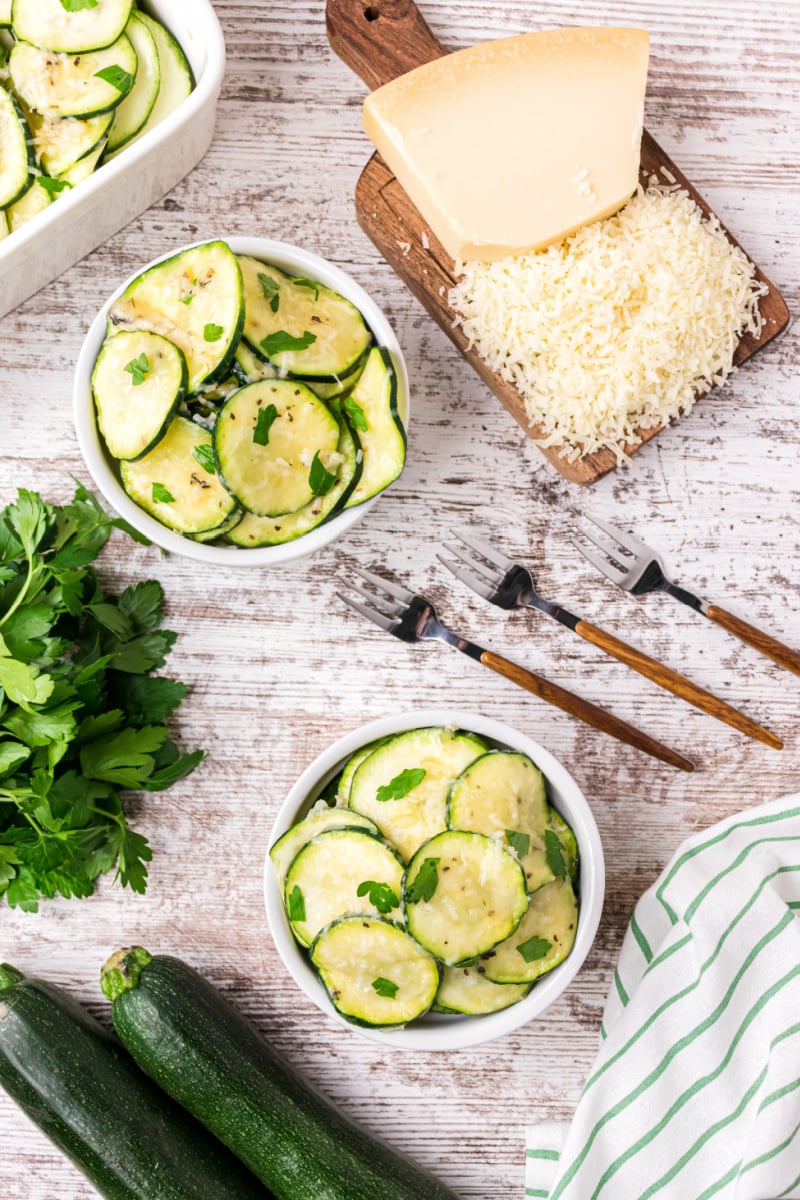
{"left": 120, "top": 415, "right": 237, "bottom": 534}
{"left": 284, "top": 828, "right": 405, "bottom": 948}
{"left": 448, "top": 751, "right": 551, "bottom": 893}
{"left": 233, "top": 339, "right": 277, "bottom": 385}
{"left": 306, "top": 359, "right": 367, "bottom": 401}
{"left": 6, "top": 178, "right": 52, "bottom": 231}
{"left": 107, "top": 12, "right": 160, "bottom": 152}
{"left": 59, "top": 136, "right": 106, "bottom": 185}
{"left": 108, "top": 241, "right": 244, "bottom": 393}
{"left": 12, "top": 0, "right": 134, "bottom": 54}
{"left": 343, "top": 347, "right": 406, "bottom": 508}
{"left": 26, "top": 107, "right": 113, "bottom": 176}
{"left": 93, "top": 330, "right": 187, "bottom": 460}
{"left": 10, "top": 34, "right": 138, "bottom": 119}
{"left": 0, "top": 0, "right": 10, "bottom": 27}
{"left": 435, "top": 967, "right": 530, "bottom": 1016}
{"left": 0, "top": 84, "right": 34, "bottom": 208}
{"left": 336, "top": 739, "right": 387, "bottom": 803}
{"left": 311, "top": 916, "right": 440, "bottom": 1028}
{"left": 214, "top": 378, "right": 340, "bottom": 519}
{"left": 548, "top": 806, "right": 579, "bottom": 880}
{"left": 238, "top": 256, "right": 371, "bottom": 380}
{"left": 269, "top": 807, "right": 380, "bottom": 888}
{"left": 404, "top": 831, "right": 528, "bottom": 965}
{"left": 126, "top": 12, "right": 192, "bottom": 142}
{"left": 349, "top": 727, "right": 488, "bottom": 862}
{"left": 225, "top": 418, "right": 360, "bottom": 546}
{"left": 0, "top": 211, "right": 8, "bottom": 240}
{"left": 189, "top": 508, "right": 243, "bottom": 543}
{"left": 481, "top": 878, "right": 578, "bottom": 984}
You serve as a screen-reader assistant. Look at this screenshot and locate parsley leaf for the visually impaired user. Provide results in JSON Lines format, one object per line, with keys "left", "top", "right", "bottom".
{"left": 376, "top": 767, "right": 426, "bottom": 802}
{"left": 260, "top": 330, "right": 316, "bottom": 357}
{"left": 357, "top": 879, "right": 400, "bottom": 914}
{"left": 258, "top": 273, "right": 280, "bottom": 313}
{"left": 405, "top": 856, "right": 440, "bottom": 905}
{"left": 151, "top": 482, "right": 175, "bottom": 505}
{"left": 342, "top": 396, "right": 368, "bottom": 432}
{"left": 287, "top": 885, "right": 305, "bottom": 922}
{"left": 193, "top": 444, "right": 216, "bottom": 474}
{"left": 203, "top": 323, "right": 224, "bottom": 343}
{"left": 517, "top": 935, "right": 552, "bottom": 963}
{"left": 372, "top": 977, "right": 398, "bottom": 998}
{"left": 94, "top": 65, "right": 134, "bottom": 95}
{"left": 60, "top": 0, "right": 98, "bottom": 10}
{"left": 505, "top": 829, "right": 530, "bottom": 858}
{"left": 544, "top": 829, "right": 568, "bottom": 880}
{"left": 308, "top": 452, "right": 337, "bottom": 497}
{"left": 124, "top": 353, "right": 151, "bottom": 386}
{"left": 39, "top": 177, "right": 72, "bottom": 198}
{"left": 180, "top": 292, "right": 193, "bottom": 306}
{"left": 253, "top": 403, "right": 278, "bottom": 446}
{"left": 292, "top": 277, "right": 320, "bottom": 301}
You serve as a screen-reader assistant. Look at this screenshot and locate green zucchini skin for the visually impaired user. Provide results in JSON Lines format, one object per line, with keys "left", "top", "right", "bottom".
{"left": 103, "top": 950, "right": 461, "bottom": 1200}
{"left": 0, "top": 964, "right": 269, "bottom": 1200}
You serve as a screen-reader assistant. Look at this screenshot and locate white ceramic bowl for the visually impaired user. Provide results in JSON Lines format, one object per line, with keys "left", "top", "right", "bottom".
{"left": 264, "top": 710, "right": 605, "bottom": 1051}
{"left": 73, "top": 236, "right": 410, "bottom": 566}
{"left": 0, "top": 1, "right": 226, "bottom": 319}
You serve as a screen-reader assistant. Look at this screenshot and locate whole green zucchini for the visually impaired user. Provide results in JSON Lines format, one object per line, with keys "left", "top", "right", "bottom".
{"left": 101, "top": 948, "right": 461, "bottom": 1200}
{"left": 0, "top": 963, "right": 270, "bottom": 1200}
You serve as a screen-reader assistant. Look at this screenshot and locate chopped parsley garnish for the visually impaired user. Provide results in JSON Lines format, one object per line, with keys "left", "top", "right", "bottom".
{"left": 124, "top": 353, "right": 151, "bottom": 386}
{"left": 544, "top": 829, "right": 568, "bottom": 880}
{"left": 39, "top": 177, "right": 72, "bottom": 198}
{"left": 405, "top": 856, "right": 440, "bottom": 905}
{"left": 258, "top": 273, "right": 280, "bottom": 313}
{"left": 151, "top": 482, "right": 175, "bottom": 504}
{"left": 342, "top": 396, "right": 368, "bottom": 432}
{"left": 376, "top": 767, "right": 426, "bottom": 802}
{"left": 371, "top": 977, "right": 398, "bottom": 999}
{"left": 60, "top": 0, "right": 98, "bottom": 10}
{"left": 192, "top": 444, "right": 216, "bottom": 474}
{"left": 292, "top": 277, "right": 320, "bottom": 301}
{"left": 180, "top": 293, "right": 193, "bottom": 306}
{"left": 253, "top": 403, "right": 278, "bottom": 446}
{"left": 287, "top": 885, "right": 305, "bottom": 922}
{"left": 505, "top": 829, "right": 530, "bottom": 858}
{"left": 94, "top": 65, "right": 134, "bottom": 95}
{"left": 260, "top": 330, "right": 317, "bottom": 357}
{"left": 203, "top": 323, "right": 224, "bottom": 343}
{"left": 517, "top": 935, "right": 552, "bottom": 964}
{"left": 308, "top": 451, "right": 337, "bottom": 497}
{"left": 357, "top": 879, "right": 400, "bottom": 915}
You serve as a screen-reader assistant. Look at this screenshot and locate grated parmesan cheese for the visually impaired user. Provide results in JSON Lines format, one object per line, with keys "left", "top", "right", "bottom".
{"left": 449, "top": 182, "right": 767, "bottom": 462}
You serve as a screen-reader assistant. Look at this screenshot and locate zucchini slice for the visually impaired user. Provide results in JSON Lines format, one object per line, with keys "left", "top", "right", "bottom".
{"left": 26, "top": 107, "right": 113, "bottom": 176}
{"left": 108, "top": 241, "right": 244, "bottom": 393}
{"left": 343, "top": 347, "right": 406, "bottom": 507}
{"left": 59, "top": 136, "right": 106, "bottom": 185}
{"left": 226, "top": 419, "right": 360, "bottom": 546}
{"left": 434, "top": 967, "right": 530, "bottom": 1016}
{"left": 107, "top": 12, "right": 160, "bottom": 153}
{"left": 10, "top": 34, "right": 138, "bottom": 119}
{"left": 448, "top": 751, "right": 552, "bottom": 893}
{"left": 481, "top": 878, "right": 578, "bottom": 984}
{"left": 214, "top": 378, "right": 340, "bottom": 518}
{"left": 92, "top": 330, "right": 187, "bottom": 460}
{"left": 0, "top": 211, "right": 8, "bottom": 240}
{"left": 306, "top": 358, "right": 367, "bottom": 401}
{"left": 0, "top": 84, "right": 34, "bottom": 208}
{"left": 284, "top": 828, "right": 405, "bottom": 948}
{"left": 233, "top": 338, "right": 277, "bottom": 385}
{"left": 190, "top": 507, "right": 243, "bottom": 544}
{"left": 0, "top": 0, "right": 10, "bottom": 27}
{"left": 239, "top": 256, "right": 371, "bottom": 380}
{"left": 349, "top": 726, "right": 488, "bottom": 862}
{"left": 269, "top": 806, "right": 380, "bottom": 888}
{"left": 549, "top": 805, "right": 579, "bottom": 880}
{"left": 311, "top": 917, "right": 440, "bottom": 1028}
{"left": 404, "top": 830, "right": 528, "bottom": 965}
{"left": 127, "top": 12, "right": 193, "bottom": 142}
{"left": 336, "top": 738, "right": 387, "bottom": 803}
{"left": 7, "top": 178, "right": 53, "bottom": 231}
{"left": 120, "top": 414, "right": 237, "bottom": 534}
{"left": 12, "top": 0, "right": 134, "bottom": 54}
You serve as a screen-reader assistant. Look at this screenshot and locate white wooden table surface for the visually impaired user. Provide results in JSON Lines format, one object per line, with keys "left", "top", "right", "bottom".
{"left": 1, "top": 1, "right": 798, "bottom": 1196}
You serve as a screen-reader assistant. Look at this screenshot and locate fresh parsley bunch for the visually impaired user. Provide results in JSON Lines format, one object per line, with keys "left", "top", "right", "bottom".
{"left": 0, "top": 485, "right": 204, "bottom": 912}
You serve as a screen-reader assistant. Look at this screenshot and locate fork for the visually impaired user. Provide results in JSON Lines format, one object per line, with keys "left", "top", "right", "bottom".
{"left": 438, "top": 530, "right": 782, "bottom": 752}
{"left": 338, "top": 567, "right": 694, "bottom": 772}
{"left": 575, "top": 513, "right": 800, "bottom": 681}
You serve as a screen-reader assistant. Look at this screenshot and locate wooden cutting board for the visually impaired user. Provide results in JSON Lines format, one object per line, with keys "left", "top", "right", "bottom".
{"left": 326, "top": 0, "right": 790, "bottom": 486}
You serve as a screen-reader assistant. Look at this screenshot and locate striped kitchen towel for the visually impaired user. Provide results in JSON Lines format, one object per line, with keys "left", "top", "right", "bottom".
{"left": 526, "top": 795, "right": 800, "bottom": 1200}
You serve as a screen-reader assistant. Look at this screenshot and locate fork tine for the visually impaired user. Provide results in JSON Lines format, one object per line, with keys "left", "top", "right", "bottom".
{"left": 337, "top": 591, "right": 397, "bottom": 633}
{"left": 570, "top": 537, "right": 628, "bottom": 584}
{"left": 441, "top": 541, "right": 504, "bottom": 587}
{"left": 574, "top": 520, "right": 630, "bottom": 566}
{"left": 450, "top": 528, "right": 516, "bottom": 573}
{"left": 352, "top": 566, "right": 415, "bottom": 604}
{"left": 436, "top": 553, "right": 495, "bottom": 601}
{"left": 581, "top": 513, "right": 639, "bottom": 557}
{"left": 345, "top": 581, "right": 406, "bottom": 618}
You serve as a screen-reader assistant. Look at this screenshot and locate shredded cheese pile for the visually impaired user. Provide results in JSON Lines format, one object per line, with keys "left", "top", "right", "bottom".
{"left": 449, "top": 182, "right": 767, "bottom": 462}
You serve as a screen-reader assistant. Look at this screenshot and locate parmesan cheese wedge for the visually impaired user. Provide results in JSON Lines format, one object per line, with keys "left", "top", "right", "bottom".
{"left": 363, "top": 27, "right": 650, "bottom": 262}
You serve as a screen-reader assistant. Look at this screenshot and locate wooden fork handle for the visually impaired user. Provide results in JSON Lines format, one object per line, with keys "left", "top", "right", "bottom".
{"left": 326, "top": 0, "right": 446, "bottom": 91}
{"left": 574, "top": 620, "right": 783, "bottom": 749}
{"left": 705, "top": 605, "right": 800, "bottom": 678}
{"left": 479, "top": 650, "right": 694, "bottom": 772}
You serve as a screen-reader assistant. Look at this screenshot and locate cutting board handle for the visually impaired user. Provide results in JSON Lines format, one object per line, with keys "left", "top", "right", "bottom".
{"left": 326, "top": 0, "right": 446, "bottom": 91}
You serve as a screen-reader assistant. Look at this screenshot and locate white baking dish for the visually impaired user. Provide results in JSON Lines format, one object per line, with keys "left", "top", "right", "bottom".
{"left": 0, "top": 1, "right": 225, "bottom": 319}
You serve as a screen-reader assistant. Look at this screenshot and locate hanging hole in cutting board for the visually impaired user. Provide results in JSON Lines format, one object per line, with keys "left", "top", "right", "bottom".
{"left": 364, "top": 7, "right": 380, "bottom": 20}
